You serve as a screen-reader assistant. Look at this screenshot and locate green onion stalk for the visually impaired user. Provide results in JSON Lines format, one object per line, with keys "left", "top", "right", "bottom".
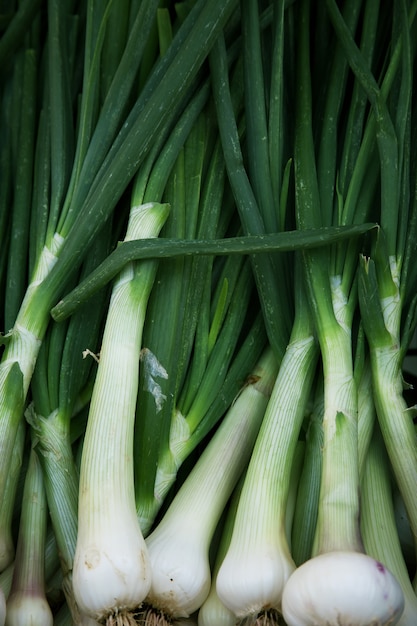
{"left": 26, "top": 223, "right": 113, "bottom": 624}
{"left": 0, "top": 421, "right": 25, "bottom": 572}
{"left": 26, "top": 51, "right": 207, "bottom": 622}
{"left": 282, "top": 1, "right": 405, "bottom": 624}
{"left": 284, "top": 441, "right": 307, "bottom": 558}
{"left": 208, "top": 18, "right": 317, "bottom": 621}
{"left": 361, "top": 423, "right": 417, "bottom": 625}
{"left": 5, "top": 447, "right": 53, "bottom": 626}
{"left": 72, "top": 201, "right": 169, "bottom": 625}
{"left": 0, "top": 525, "right": 61, "bottom": 606}
{"left": 47, "top": 71, "right": 339, "bottom": 551}
{"left": 199, "top": 439, "right": 304, "bottom": 626}
{"left": 215, "top": 260, "right": 318, "bottom": 625}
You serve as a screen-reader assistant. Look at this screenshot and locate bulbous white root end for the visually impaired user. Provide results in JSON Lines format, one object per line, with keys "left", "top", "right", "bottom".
{"left": 145, "top": 533, "right": 211, "bottom": 619}
{"left": 72, "top": 539, "right": 151, "bottom": 622}
{"left": 282, "top": 551, "right": 405, "bottom": 626}
{"left": 5, "top": 590, "right": 53, "bottom": 626}
{"left": 215, "top": 542, "right": 294, "bottom": 619}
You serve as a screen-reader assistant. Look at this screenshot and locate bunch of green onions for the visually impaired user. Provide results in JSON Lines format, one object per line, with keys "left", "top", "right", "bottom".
{"left": 0, "top": 1, "right": 417, "bottom": 626}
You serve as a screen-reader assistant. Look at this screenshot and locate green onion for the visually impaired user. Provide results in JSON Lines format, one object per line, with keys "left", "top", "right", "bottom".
{"left": 216, "top": 261, "right": 317, "bottom": 622}
{"left": 198, "top": 479, "right": 243, "bottom": 626}
{"left": 361, "top": 426, "right": 417, "bottom": 625}
{"left": 5, "top": 448, "right": 52, "bottom": 626}
{"left": 26, "top": 222, "right": 113, "bottom": 622}
{"left": 72, "top": 201, "right": 169, "bottom": 624}
{"left": 282, "top": 1, "right": 405, "bottom": 623}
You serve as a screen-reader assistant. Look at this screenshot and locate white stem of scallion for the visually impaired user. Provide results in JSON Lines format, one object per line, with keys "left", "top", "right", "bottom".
{"left": 368, "top": 338, "right": 417, "bottom": 556}
{"left": 5, "top": 449, "right": 53, "bottom": 626}
{"left": 361, "top": 427, "right": 417, "bottom": 626}
{"left": 312, "top": 323, "right": 361, "bottom": 555}
{"left": 198, "top": 476, "right": 244, "bottom": 626}
{"left": 72, "top": 202, "right": 169, "bottom": 625}
{"left": 216, "top": 299, "right": 317, "bottom": 623}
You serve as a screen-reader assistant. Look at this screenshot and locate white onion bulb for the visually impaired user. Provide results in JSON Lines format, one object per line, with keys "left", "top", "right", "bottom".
{"left": 282, "top": 551, "right": 404, "bottom": 626}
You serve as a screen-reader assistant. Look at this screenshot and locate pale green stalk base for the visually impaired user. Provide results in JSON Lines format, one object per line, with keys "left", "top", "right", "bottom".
{"left": 0, "top": 233, "right": 64, "bottom": 502}
{"left": 216, "top": 314, "right": 317, "bottom": 619}
{"left": 0, "top": 527, "right": 60, "bottom": 602}
{"left": 5, "top": 449, "right": 53, "bottom": 626}
{"left": 370, "top": 342, "right": 417, "bottom": 556}
{"left": 198, "top": 478, "right": 243, "bottom": 626}
{"left": 361, "top": 428, "right": 417, "bottom": 625}
{"left": 393, "top": 489, "right": 416, "bottom": 578}
{"left": 0, "top": 420, "right": 25, "bottom": 572}
{"left": 27, "top": 407, "right": 78, "bottom": 576}
{"left": 313, "top": 324, "right": 362, "bottom": 556}
{"left": 27, "top": 405, "right": 80, "bottom": 623}
{"left": 359, "top": 256, "right": 417, "bottom": 556}
{"left": 5, "top": 591, "right": 53, "bottom": 626}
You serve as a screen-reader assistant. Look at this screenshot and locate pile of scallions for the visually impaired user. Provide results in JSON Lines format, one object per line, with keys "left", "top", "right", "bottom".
{"left": 0, "top": 0, "right": 417, "bottom": 625}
